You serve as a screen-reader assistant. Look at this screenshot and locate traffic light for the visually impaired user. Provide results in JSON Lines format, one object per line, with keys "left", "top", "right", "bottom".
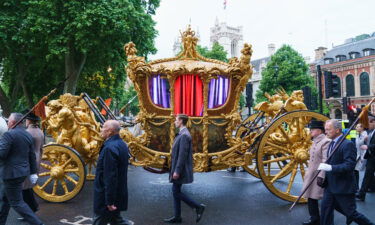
{"left": 324, "top": 71, "right": 341, "bottom": 98}
{"left": 302, "top": 86, "right": 312, "bottom": 109}
{"left": 246, "top": 83, "right": 253, "bottom": 108}
{"left": 342, "top": 97, "right": 348, "bottom": 114}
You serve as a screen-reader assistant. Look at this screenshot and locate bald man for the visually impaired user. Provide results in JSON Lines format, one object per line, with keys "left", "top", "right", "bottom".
{"left": 93, "top": 120, "right": 131, "bottom": 225}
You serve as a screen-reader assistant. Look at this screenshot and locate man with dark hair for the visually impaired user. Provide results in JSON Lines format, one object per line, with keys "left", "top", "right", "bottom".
{"left": 356, "top": 116, "right": 375, "bottom": 201}
{"left": 318, "top": 119, "right": 373, "bottom": 225}
{"left": 93, "top": 120, "right": 132, "bottom": 225}
{"left": 0, "top": 113, "right": 43, "bottom": 225}
{"left": 164, "top": 114, "right": 205, "bottom": 224}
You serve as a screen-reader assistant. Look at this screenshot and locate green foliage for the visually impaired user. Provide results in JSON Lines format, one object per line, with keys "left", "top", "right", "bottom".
{"left": 0, "top": 0, "right": 160, "bottom": 116}
{"left": 196, "top": 42, "right": 228, "bottom": 62}
{"left": 255, "top": 45, "right": 315, "bottom": 103}
{"left": 239, "top": 94, "right": 245, "bottom": 109}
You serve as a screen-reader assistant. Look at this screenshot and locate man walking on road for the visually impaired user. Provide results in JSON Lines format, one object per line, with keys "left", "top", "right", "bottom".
{"left": 164, "top": 114, "right": 205, "bottom": 224}
{"left": 0, "top": 113, "right": 43, "bottom": 225}
{"left": 93, "top": 120, "right": 132, "bottom": 225}
{"left": 318, "top": 119, "right": 374, "bottom": 225}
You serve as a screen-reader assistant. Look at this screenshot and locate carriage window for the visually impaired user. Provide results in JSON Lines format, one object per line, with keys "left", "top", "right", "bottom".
{"left": 149, "top": 75, "right": 170, "bottom": 108}
{"left": 208, "top": 76, "right": 230, "bottom": 108}
{"left": 174, "top": 74, "right": 203, "bottom": 116}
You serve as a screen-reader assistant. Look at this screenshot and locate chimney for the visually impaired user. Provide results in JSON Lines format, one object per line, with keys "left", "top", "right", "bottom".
{"left": 268, "top": 44, "right": 275, "bottom": 56}
{"left": 314, "top": 47, "right": 327, "bottom": 61}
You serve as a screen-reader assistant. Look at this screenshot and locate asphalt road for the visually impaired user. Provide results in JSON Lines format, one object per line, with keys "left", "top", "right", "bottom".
{"left": 5, "top": 167, "right": 375, "bottom": 225}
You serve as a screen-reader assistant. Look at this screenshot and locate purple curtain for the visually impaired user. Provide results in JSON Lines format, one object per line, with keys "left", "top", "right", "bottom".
{"left": 149, "top": 75, "right": 170, "bottom": 108}
{"left": 208, "top": 76, "right": 230, "bottom": 108}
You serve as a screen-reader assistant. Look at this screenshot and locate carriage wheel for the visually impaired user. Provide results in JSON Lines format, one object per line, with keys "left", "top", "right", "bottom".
{"left": 33, "top": 144, "right": 86, "bottom": 202}
{"left": 236, "top": 112, "right": 263, "bottom": 178}
{"left": 257, "top": 111, "right": 329, "bottom": 203}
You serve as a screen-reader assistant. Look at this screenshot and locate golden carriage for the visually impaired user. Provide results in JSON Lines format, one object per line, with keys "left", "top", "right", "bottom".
{"left": 34, "top": 26, "right": 329, "bottom": 203}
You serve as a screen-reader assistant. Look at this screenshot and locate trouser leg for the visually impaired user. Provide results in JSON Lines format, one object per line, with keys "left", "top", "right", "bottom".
{"left": 0, "top": 195, "right": 10, "bottom": 225}
{"left": 334, "top": 194, "right": 374, "bottom": 225}
{"left": 4, "top": 177, "right": 42, "bottom": 225}
{"left": 359, "top": 159, "right": 375, "bottom": 196}
{"left": 320, "top": 190, "right": 334, "bottom": 225}
{"left": 172, "top": 183, "right": 182, "bottom": 217}
{"left": 308, "top": 198, "right": 320, "bottom": 222}
{"left": 173, "top": 183, "right": 200, "bottom": 209}
{"left": 22, "top": 188, "right": 39, "bottom": 212}
{"left": 354, "top": 170, "right": 359, "bottom": 191}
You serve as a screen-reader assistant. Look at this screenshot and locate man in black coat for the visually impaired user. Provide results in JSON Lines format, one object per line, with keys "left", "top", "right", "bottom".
{"left": 164, "top": 114, "right": 205, "bottom": 224}
{"left": 0, "top": 113, "right": 43, "bottom": 225}
{"left": 93, "top": 120, "right": 131, "bottom": 225}
{"left": 356, "top": 116, "right": 375, "bottom": 201}
{"left": 318, "top": 119, "right": 374, "bottom": 225}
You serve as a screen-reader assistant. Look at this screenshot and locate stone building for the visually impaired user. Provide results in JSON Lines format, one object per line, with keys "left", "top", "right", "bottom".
{"left": 310, "top": 33, "right": 375, "bottom": 119}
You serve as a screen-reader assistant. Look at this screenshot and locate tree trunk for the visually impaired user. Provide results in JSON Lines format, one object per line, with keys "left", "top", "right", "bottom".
{"left": 64, "top": 42, "right": 87, "bottom": 94}
{"left": 0, "top": 86, "right": 11, "bottom": 117}
{"left": 21, "top": 79, "right": 34, "bottom": 108}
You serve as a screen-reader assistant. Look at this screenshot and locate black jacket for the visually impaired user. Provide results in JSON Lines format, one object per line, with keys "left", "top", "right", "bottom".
{"left": 364, "top": 130, "right": 375, "bottom": 159}
{"left": 0, "top": 127, "right": 37, "bottom": 180}
{"left": 169, "top": 127, "right": 194, "bottom": 184}
{"left": 325, "top": 138, "right": 357, "bottom": 194}
{"left": 94, "top": 134, "right": 129, "bottom": 215}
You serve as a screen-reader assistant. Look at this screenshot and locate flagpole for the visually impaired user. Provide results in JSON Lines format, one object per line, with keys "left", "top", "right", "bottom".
{"left": 289, "top": 97, "right": 375, "bottom": 211}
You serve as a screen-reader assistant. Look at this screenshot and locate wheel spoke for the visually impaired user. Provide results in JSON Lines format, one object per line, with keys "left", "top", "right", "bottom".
{"left": 62, "top": 157, "right": 73, "bottom": 168}
{"left": 64, "top": 175, "right": 78, "bottom": 186}
{"left": 61, "top": 180, "right": 69, "bottom": 194}
{"left": 52, "top": 180, "right": 58, "bottom": 196}
{"left": 270, "top": 162, "right": 295, "bottom": 184}
{"left": 40, "top": 163, "right": 52, "bottom": 170}
{"left": 38, "top": 172, "right": 51, "bottom": 177}
{"left": 278, "top": 126, "right": 291, "bottom": 143}
{"left": 39, "top": 177, "right": 53, "bottom": 190}
{"left": 263, "top": 155, "right": 292, "bottom": 164}
{"left": 65, "top": 168, "right": 79, "bottom": 173}
{"left": 300, "top": 163, "right": 306, "bottom": 181}
{"left": 265, "top": 142, "right": 291, "bottom": 153}
{"left": 286, "top": 166, "right": 298, "bottom": 194}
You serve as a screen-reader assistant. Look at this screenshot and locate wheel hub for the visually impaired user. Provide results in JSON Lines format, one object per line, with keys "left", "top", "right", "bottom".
{"left": 50, "top": 166, "right": 65, "bottom": 179}
{"left": 294, "top": 148, "right": 309, "bottom": 163}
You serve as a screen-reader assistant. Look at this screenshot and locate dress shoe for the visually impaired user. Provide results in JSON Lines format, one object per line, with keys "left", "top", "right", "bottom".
{"left": 302, "top": 219, "right": 319, "bottom": 225}
{"left": 164, "top": 216, "right": 182, "bottom": 223}
{"left": 355, "top": 193, "right": 365, "bottom": 201}
{"left": 196, "top": 204, "right": 206, "bottom": 223}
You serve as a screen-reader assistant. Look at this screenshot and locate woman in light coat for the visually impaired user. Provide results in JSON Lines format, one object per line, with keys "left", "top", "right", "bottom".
{"left": 301, "top": 120, "right": 331, "bottom": 225}
{"left": 354, "top": 123, "right": 368, "bottom": 191}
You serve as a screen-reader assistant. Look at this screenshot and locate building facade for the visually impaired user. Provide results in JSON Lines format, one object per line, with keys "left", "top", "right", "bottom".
{"left": 310, "top": 33, "right": 375, "bottom": 119}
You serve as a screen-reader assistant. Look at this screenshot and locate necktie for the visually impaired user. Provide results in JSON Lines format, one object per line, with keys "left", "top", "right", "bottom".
{"left": 328, "top": 141, "right": 335, "bottom": 156}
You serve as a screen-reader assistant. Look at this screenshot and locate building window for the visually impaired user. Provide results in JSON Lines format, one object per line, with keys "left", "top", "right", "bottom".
{"left": 333, "top": 75, "right": 342, "bottom": 98}
{"left": 349, "top": 52, "right": 360, "bottom": 59}
{"left": 335, "top": 55, "right": 347, "bottom": 62}
{"left": 345, "top": 75, "right": 355, "bottom": 97}
{"left": 231, "top": 40, "right": 237, "bottom": 57}
{"left": 363, "top": 48, "right": 375, "bottom": 56}
{"left": 334, "top": 109, "right": 342, "bottom": 119}
{"left": 360, "top": 72, "right": 370, "bottom": 96}
{"left": 324, "top": 58, "right": 334, "bottom": 64}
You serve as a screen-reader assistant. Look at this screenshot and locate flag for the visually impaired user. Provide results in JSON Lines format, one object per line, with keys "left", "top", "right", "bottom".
{"left": 224, "top": 0, "right": 227, "bottom": 9}
{"left": 101, "top": 98, "right": 112, "bottom": 116}
{"left": 33, "top": 98, "right": 47, "bottom": 120}
{"left": 359, "top": 105, "right": 369, "bottom": 129}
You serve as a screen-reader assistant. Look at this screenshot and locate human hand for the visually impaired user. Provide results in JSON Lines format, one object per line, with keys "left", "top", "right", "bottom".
{"left": 173, "top": 172, "right": 180, "bottom": 180}
{"left": 107, "top": 205, "right": 117, "bottom": 211}
{"left": 360, "top": 145, "right": 368, "bottom": 150}
{"left": 318, "top": 163, "right": 332, "bottom": 172}
{"left": 30, "top": 174, "right": 38, "bottom": 184}
{"left": 317, "top": 177, "right": 325, "bottom": 188}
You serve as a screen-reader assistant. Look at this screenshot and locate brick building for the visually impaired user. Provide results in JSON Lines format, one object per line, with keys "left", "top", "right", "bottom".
{"left": 310, "top": 33, "right": 375, "bottom": 119}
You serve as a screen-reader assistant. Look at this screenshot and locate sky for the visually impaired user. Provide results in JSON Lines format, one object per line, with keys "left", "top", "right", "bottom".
{"left": 149, "top": 0, "right": 375, "bottom": 62}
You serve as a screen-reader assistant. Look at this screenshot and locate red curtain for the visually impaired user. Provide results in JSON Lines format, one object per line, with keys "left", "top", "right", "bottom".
{"left": 174, "top": 74, "right": 203, "bottom": 116}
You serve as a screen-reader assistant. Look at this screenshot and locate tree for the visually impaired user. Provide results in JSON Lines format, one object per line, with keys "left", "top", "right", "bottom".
{"left": 197, "top": 42, "right": 228, "bottom": 62}
{"left": 0, "top": 0, "right": 160, "bottom": 116}
{"left": 255, "top": 45, "right": 315, "bottom": 103}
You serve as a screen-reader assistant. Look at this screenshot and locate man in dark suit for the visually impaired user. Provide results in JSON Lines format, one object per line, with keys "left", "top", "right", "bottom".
{"left": 93, "top": 120, "right": 132, "bottom": 225}
{"left": 356, "top": 116, "right": 375, "bottom": 201}
{"left": 0, "top": 113, "right": 43, "bottom": 225}
{"left": 164, "top": 114, "right": 205, "bottom": 224}
{"left": 318, "top": 119, "right": 374, "bottom": 225}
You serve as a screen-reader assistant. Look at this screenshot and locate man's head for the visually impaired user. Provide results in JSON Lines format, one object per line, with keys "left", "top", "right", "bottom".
{"left": 309, "top": 120, "right": 325, "bottom": 138}
{"left": 175, "top": 114, "right": 188, "bottom": 129}
{"left": 100, "top": 120, "right": 121, "bottom": 139}
{"left": 369, "top": 116, "right": 375, "bottom": 130}
{"left": 356, "top": 123, "right": 364, "bottom": 133}
{"left": 8, "top": 113, "right": 23, "bottom": 129}
{"left": 325, "top": 119, "right": 342, "bottom": 140}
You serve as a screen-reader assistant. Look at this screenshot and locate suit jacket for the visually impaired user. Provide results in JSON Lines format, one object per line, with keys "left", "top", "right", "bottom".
{"left": 94, "top": 134, "right": 129, "bottom": 215}
{"left": 0, "top": 126, "right": 37, "bottom": 180}
{"left": 23, "top": 125, "right": 44, "bottom": 189}
{"left": 325, "top": 138, "right": 357, "bottom": 194}
{"left": 364, "top": 130, "right": 375, "bottom": 159}
{"left": 170, "top": 127, "right": 194, "bottom": 184}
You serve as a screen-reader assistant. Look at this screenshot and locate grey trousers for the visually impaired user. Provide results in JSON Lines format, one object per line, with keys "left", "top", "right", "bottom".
{"left": 0, "top": 176, "right": 42, "bottom": 225}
